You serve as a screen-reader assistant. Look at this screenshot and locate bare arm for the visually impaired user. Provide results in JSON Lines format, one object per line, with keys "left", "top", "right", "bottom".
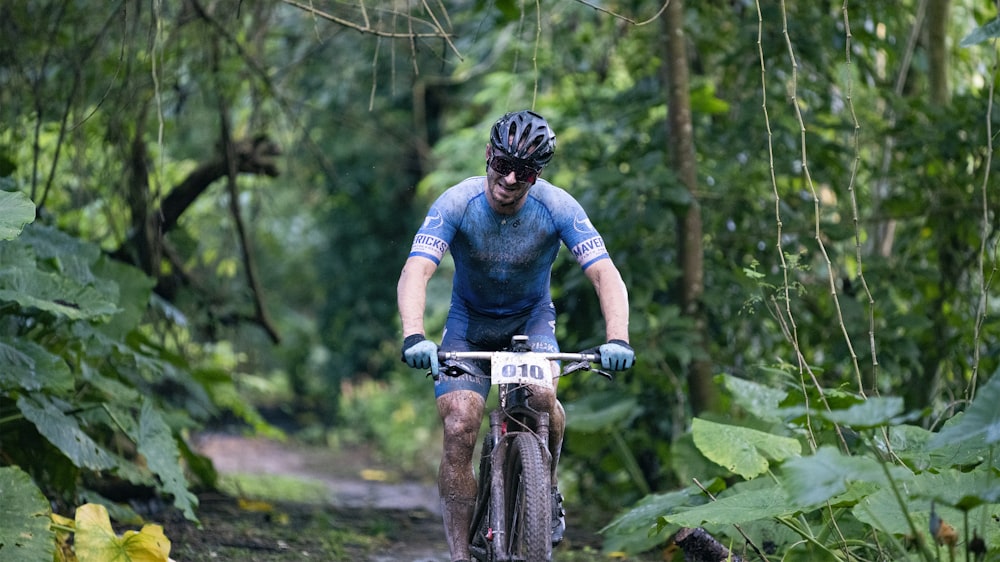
{"left": 397, "top": 256, "right": 439, "bottom": 337}
{"left": 584, "top": 258, "right": 630, "bottom": 342}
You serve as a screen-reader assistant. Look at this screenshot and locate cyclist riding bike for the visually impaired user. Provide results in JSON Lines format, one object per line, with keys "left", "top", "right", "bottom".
{"left": 397, "top": 109, "right": 634, "bottom": 562}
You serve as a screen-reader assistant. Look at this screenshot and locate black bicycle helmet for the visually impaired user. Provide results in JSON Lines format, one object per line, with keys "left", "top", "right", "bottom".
{"left": 489, "top": 110, "right": 556, "bottom": 168}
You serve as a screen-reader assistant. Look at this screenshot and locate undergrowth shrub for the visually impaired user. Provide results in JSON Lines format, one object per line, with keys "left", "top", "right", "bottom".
{"left": 604, "top": 372, "right": 1000, "bottom": 561}
{"left": 0, "top": 206, "right": 267, "bottom": 559}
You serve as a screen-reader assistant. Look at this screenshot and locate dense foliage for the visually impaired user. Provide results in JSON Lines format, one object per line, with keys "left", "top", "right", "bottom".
{"left": 3, "top": 0, "right": 1000, "bottom": 559}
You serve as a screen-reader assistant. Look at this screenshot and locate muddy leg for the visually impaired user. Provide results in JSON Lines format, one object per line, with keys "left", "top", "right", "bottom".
{"left": 437, "top": 390, "right": 485, "bottom": 561}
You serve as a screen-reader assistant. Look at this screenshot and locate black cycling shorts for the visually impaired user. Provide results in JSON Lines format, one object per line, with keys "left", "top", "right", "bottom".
{"left": 435, "top": 300, "right": 559, "bottom": 399}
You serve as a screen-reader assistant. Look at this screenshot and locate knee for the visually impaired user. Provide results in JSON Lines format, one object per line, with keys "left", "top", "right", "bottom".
{"left": 438, "top": 392, "right": 484, "bottom": 449}
{"left": 443, "top": 410, "right": 480, "bottom": 445}
{"left": 527, "top": 388, "right": 557, "bottom": 413}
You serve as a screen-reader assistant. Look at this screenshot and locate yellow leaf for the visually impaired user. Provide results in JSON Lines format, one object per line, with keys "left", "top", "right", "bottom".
{"left": 51, "top": 512, "right": 78, "bottom": 562}
{"left": 360, "top": 468, "right": 389, "bottom": 482}
{"left": 74, "top": 504, "right": 171, "bottom": 562}
{"left": 238, "top": 498, "right": 274, "bottom": 512}
{"left": 119, "top": 525, "right": 171, "bottom": 562}
{"left": 51, "top": 513, "right": 75, "bottom": 529}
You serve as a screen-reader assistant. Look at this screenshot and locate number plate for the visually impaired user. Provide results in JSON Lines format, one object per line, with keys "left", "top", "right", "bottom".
{"left": 490, "top": 352, "right": 553, "bottom": 389}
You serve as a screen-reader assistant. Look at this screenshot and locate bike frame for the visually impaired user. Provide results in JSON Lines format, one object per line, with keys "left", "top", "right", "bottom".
{"left": 438, "top": 337, "right": 606, "bottom": 562}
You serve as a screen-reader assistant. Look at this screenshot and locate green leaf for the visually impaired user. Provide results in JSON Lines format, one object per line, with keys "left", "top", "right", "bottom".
{"left": 854, "top": 469, "right": 1000, "bottom": 541}
{"left": 0, "top": 466, "right": 55, "bottom": 562}
{"left": 692, "top": 417, "right": 801, "bottom": 479}
{"left": 929, "top": 371, "right": 1000, "bottom": 449}
{"left": 816, "top": 396, "right": 905, "bottom": 428}
{"left": 563, "top": 392, "right": 638, "bottom": 432}
{"left": 662, "top": 482, "right": 795, "bottom": 527}
{"left": 91, "top": 258, "right": 155, "bottom": 339}
{"left": 133, "top": 400, "right": 199, "bottom": 522}
{"left": 0, "top": 267, "right": 120, "bottom": 320}
{"left": 879, "top": 424, "right": 987, "bottom": 471}
{"left": 601, "top": 486, "right": 707, "bottom": 554}
{"left": 721, "top": 374, "right": 788, "bottom": 422}
{"left": 0, "top": 337, "right": 73, "bottom": 393}
{"left": 960, "top": 18, "right": 1000, "bottom": 47}
{"left": 782, "top": 446, "right": 911, "bottom": 508}
{"left": 16, "top": 394, "right": 118, "bottom": 471}
{"left": 0, "top": 190, "right": 35, "bottom": 240}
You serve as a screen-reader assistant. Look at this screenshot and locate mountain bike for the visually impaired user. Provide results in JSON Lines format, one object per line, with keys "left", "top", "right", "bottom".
{"left": 437, "top": 335, "right": 612, "bottom": 562}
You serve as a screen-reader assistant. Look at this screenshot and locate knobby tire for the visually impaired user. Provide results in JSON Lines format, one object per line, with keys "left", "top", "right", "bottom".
{"left": 503, "top": 432, "right": 551, "bottom": 562}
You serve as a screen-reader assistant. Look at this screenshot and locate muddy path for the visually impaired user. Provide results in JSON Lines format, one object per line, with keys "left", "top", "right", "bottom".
{"left": 180, "top": 433, "right": 621, "bottom": 562}
{"left": 192, "top": 433, "right": 448, "bottom": 561}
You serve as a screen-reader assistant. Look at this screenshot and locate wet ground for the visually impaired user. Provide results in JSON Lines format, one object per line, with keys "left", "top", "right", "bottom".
{"left": 177, "top": 433, "right": 630, "bottom": 562}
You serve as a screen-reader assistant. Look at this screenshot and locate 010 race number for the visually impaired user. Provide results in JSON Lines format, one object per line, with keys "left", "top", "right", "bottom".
{"left": 490, "top": 352, "right": 553, "bottom": 389}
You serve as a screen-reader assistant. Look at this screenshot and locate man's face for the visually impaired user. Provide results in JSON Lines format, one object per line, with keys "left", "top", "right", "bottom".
{"left": 485, "top": 146, "right": 540, "bottom": 214}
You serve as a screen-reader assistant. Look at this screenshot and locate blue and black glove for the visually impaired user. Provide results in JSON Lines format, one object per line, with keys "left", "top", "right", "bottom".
{"left": 401, "top": 334, "right": 439, "bottom": 376}
{"left": 599, "top": 339, "right": 635, "bottom": 371}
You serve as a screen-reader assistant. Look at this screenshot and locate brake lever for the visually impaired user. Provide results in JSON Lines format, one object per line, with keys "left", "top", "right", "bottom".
{"left": 562, "top": 360, "right": 614, "bottom": 381}
{"left": 562, "top": 360, "right": 592, "bottom": 376}
{"left": 593, "top": 367, "right": 614, "bottom": 380}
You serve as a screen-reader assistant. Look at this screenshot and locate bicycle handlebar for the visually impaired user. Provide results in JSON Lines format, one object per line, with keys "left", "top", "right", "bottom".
{"left": 437, "top": 350, "right": 600, "bottom": 363}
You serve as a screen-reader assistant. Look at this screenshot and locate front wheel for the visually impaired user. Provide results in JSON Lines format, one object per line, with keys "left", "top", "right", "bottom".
{"left": 502, "top": 432, "right": 551, "bottom": 562}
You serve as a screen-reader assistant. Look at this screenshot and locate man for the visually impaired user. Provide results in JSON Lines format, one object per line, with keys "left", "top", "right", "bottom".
{"left": 397, "top": 110, "right": 633, "bottom": 562}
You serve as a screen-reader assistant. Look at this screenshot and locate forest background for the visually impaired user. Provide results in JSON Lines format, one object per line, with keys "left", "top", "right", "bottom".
{"left": 3, "top": 0, "right": 1000, "bottom": 560}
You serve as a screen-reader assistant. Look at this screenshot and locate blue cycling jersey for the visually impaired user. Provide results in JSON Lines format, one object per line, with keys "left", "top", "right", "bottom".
{"left": 408, "top": 176, "right": 610, "bottom": 316}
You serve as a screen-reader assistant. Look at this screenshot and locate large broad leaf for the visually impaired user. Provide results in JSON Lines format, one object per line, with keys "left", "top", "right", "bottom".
{"left": 16, "top": 394, "right": 118, "bottom": 471}
{"left": 0, "top": 190, "right": 35, "bottom": 240}
{"left": 563, "top": 392, "right": 638, "bottom": 432}
{"left": 0, "top": 267, "right": 120, "bottom": 320}
{"left": 133, "top": 400, "right": 199, "bottom": 522}
{"left": 0, "top": 466, "right": 55, "bottom": 562}
{"left": 0, "top": 225, "right": 121, "bottom": 320}
{"left": 0, "top": 337, "right": 73, "bottom": 393}
{"left": 815, "top": 396, "right": 906, "bottom": 429}
{"left": 722, "top": 374, "right": 788, "bottom": 423}
{"left": 74, "top": 503, "right": 171, "bottom": 562}
{"left": 18, "top": 224, "right": 101, "bottom": 283}
{"left": 782, "top": 446, "right": 912, "bottom": 508}
{"left": 692, "top": 417, "right": 801, "bottom": 479}
{"left": 929, "top": 371, "right": 1000, "bottom": 449}
{"left": 601, "top": 486, "right": 709, "bottom": 554}
{"left": 854, "top": 468, "right": 1000, "bottom": 546}
{"left": 878, "top": 424, "right": 989, "bottom": 471}
{"left": 91, "top": 258, "right": 156, "bottom": 339}
{"left": 662, "top": 481, "right": 796, "bottom": 527}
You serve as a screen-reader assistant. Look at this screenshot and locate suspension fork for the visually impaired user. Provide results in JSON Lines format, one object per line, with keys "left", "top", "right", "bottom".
{"left": 487, "top": 409, "right": 551, "bottom": 556}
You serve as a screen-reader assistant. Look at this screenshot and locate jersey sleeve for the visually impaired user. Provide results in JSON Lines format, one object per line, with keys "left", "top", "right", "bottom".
{"left": 408, "top": 206, "right": 453, "bottom": 264}
{"left": 544, "top": 185, "right": 610, "bottom": 269}
{"left": 565, "top": 212, "right": 610, "bottom": 269}
{"left": 407, "top": 180, "right": 476, "bottom": 264}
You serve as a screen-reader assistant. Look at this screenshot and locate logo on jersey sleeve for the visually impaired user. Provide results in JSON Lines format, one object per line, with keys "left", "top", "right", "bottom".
{"left": 573, "top": 214, "right": 596, "bottom": 233}
{"left": 423, "top": 209, "right": 445, "bottom": 230}
{"left": 570, "top": 236, "right": 607, "bottom": 266}
{"left": 411, "top": 234, "right": 449, "bottom": 261}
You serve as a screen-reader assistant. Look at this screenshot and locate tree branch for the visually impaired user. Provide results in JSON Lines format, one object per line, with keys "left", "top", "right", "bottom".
{"left": 218, "top": 107, "right": 281, "bottom": 344}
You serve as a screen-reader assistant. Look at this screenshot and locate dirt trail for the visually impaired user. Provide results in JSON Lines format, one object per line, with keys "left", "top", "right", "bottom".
{"left": 195, "top": 433, "right": 450, "bottom": 561}
{"left": 191, "top": 433, "right": 618, "bottom": 562}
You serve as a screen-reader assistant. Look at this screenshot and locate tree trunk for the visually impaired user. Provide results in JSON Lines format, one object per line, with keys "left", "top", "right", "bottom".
{"left": 674, "top": 527, "right": 747, "bottom": 562}
{"left": 662, "top": 0, "right": 718, "bottom": 415}
{"left": 926, "top": 0, "right": 950, "bottom": 107}
{"left": 907, "top": 0, "right": 951, "bottom": 411}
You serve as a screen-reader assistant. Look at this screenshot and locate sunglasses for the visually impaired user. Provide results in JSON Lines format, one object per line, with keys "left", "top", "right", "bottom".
{"left": 489, "top": 155, "right": 540, "bottom": 184}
